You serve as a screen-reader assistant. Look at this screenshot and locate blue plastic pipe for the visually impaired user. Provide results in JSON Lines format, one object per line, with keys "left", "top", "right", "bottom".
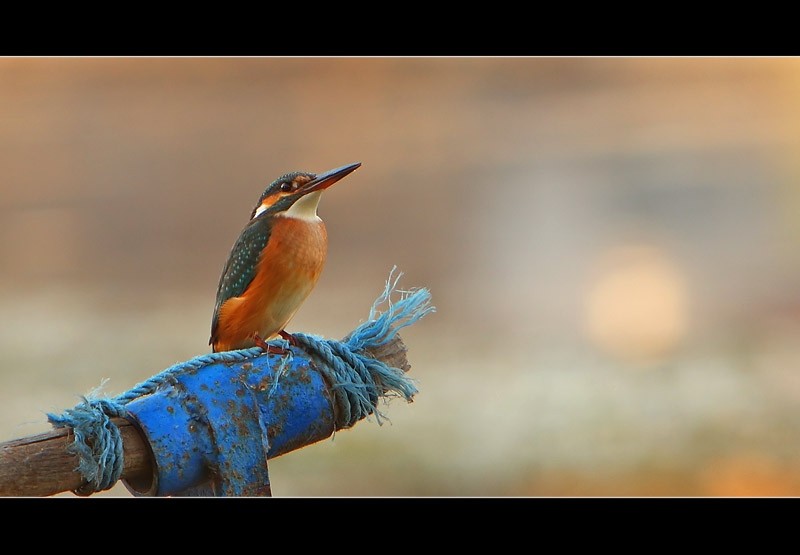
{"left": 122, "top": 351, "right": 335, "bottom": 496}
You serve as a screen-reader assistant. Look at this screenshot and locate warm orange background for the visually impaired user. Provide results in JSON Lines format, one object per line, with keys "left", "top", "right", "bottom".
{"left": 2, "top": 57, "right": 800, "bottom": 496}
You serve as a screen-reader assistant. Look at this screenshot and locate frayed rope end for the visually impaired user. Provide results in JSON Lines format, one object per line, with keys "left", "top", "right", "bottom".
{"left": 349, "top": 266, "right": 436, "bottom": 351}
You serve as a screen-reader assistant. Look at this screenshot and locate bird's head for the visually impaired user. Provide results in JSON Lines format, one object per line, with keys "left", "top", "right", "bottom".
{"left": 250, "top": 162, "right": 361, "bottom": 222}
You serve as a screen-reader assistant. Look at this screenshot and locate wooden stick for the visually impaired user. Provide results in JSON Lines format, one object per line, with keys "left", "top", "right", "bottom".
{"left": 0, "top": 333, "right": 409, "bottom": 497}
{"left": 0, "top": 419, "right": 152, "bottom": 497}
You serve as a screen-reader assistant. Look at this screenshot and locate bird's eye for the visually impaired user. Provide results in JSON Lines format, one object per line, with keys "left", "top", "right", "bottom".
{"left": 280, "top": 181, "right": 294, "bottom": 192}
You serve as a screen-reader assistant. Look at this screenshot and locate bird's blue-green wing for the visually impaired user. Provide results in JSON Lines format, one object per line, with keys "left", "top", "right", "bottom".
{"left": 210, "top": 217, "right": 273, "bottom": 341}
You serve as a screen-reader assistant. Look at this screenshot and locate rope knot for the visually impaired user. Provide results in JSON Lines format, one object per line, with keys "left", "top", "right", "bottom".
{"left": 48, "top": 390, "right": 128, "bottom": 495}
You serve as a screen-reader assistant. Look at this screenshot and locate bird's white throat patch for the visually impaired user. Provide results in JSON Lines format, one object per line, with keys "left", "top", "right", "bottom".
{"left": 252, "top": 190, "right": 323, "bottom": 221}
{"left": 276, "top": 191, "right": 322, "bottom": 222}
{"left": 279, "top": 190, "right": 323, "bottom": 222}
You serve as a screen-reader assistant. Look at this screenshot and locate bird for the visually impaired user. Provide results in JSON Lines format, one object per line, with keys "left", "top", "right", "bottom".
{"left": 209, "top": 162, "right": 361, "bottom": 353}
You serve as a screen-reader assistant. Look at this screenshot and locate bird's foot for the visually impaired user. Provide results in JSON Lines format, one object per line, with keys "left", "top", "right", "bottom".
{"left": 278, "top": 330, "right": 299, "bottom": 347}
{"left": 253, "top": 334, "right": 289, "bottom": 355}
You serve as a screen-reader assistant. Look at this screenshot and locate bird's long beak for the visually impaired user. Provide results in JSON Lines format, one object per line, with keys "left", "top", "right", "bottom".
{"left": 301, "top": 162, "right": 361, "bottom": 194}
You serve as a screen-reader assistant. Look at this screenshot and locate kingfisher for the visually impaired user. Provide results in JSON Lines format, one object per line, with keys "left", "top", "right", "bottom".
{"left": 209, "top": 162, "right": 361, "bottom": 353}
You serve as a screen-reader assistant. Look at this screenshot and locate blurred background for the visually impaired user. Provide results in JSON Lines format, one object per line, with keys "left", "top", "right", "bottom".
{"left": 1, "top": 57, "right": 800, "bottom": 496}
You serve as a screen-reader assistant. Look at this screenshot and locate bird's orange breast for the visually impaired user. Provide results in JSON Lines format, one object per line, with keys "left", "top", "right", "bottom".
{"left": 212, "top": 217, "right": 327, "bottom": 351}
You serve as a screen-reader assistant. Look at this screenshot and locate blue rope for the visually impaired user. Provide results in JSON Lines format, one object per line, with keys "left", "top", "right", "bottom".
{"left": 293, "top": 270, "right": 434, "bottom": 428}
{"left": 47, "top": 395, "right": 128, "bottom": 496}
{"left": 46, "top": 268, "right": 433, "bottom": 495}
